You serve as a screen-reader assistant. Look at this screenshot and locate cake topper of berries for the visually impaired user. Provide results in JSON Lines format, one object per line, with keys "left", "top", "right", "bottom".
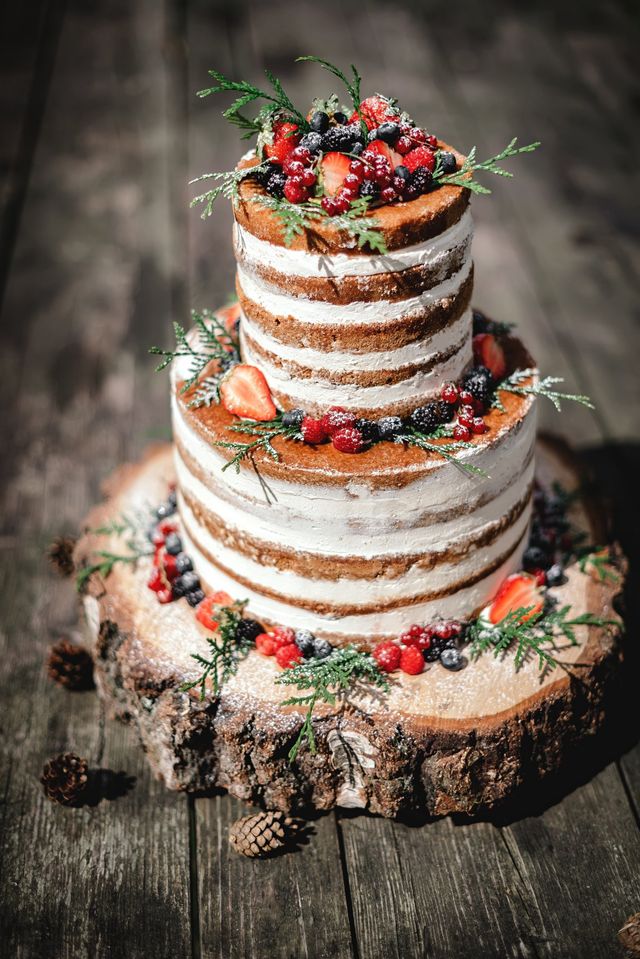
{"left": 190, "top": 55, "right": 540, "bottom": 251}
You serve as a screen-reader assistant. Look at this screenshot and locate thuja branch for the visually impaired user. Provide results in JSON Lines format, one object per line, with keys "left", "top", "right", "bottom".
{"left": 255, "top": 195, "right": 387, "bottom": 253}
{"left": 214, "top": 417, "right": 303, "bottom": 473}
{"left": 433, "top": 138, "right": 541, "bottom": 195}
{"left": 467, "top": 605, "right": 619, "bottom": 671}
{"left": 150, "top": 309, "right": 240, "bottom": 396}
{"left": 296, "top": 56, "right": 363, "bottom": 114}
{"left": 196, "top": 67, "right": 307, "bottom": 136}
{"left": 181, "top": 602, "right": 251, "bottom": 699}
{"left": 494, "top": 369, "right": 594, "bottom": 413}
{"left": 76, "top": 513, "right": 153, "bottom": 591}
{"left": 190, "top": 164, "right": 269, "bottom": 218}
{"left": 394, "top": 425, "right": 487, "bottom": 477}
{"left": 275, "top": 646, "right": 390, "bottom": 762}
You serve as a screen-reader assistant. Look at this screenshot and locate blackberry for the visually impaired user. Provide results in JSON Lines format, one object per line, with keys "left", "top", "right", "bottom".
{"left": 523, "top": 545, "right": 551, "bottom": 571}
{"left": 321, "top": 126, "right": 351, "bottom": 151}
{"left": 174, "top": 571, "right": 200, "bottom": 596}
{"left": 360, "top": 179, "right": 379, "bottom": 199}
{"left": 333, "top": 111, "right": 348, "bottom": 125}
{"left": 282, "top": 408, "right": 305, "bottom": 428}
{"left": 462, "top": 365, "right": 494, "bottom": 405}
{"left": 438, "top": 150, "right": 457, "bottom": 174}
{"left": 410, "top": 403, "right": 441, "bottom": 435}
{"left": 252, "top": 164, "right": 272, "bottom": 187}
{"left": 377, "top": 121, "right": 400, "bottom": 143}
{"left": 156, "top": 501, "right": 175, "bottom": 520}
{"left": 237, "top": 618, "right": 264, "bottom": 643}
{"left": 354, "top": 418, "right": 380, "bottom": 444}
{"left": 265, "top": 169, "right": 286, "bottom": 198}
{"left": 545, "top": 563, "right": 566, "bottom": 587}
{"left": 377, "top": 415, "right": 404, "bottom": 441}
{"left": 294, "top": 629, "right": 316, "bottom": 657}
{"left": 164, "top": 532, "right": 183, "bottom": 556}
{"left": 410, "top": 167, "right": 433, "bottom": 195}
{"left": 175, "top": 553, "right": 193, "bottom": 575}
{"left": 186, "top": 588, "right": 205, "bottom": 608}
{"left": 435, "top": 400, "right": 455, "bottom": 423}
{"left": 423, "top": 644, "right": 442, "bottom": 663}
{"left": 309, "top": 111, "right": 330, "bottom": 133}
{"left": 312, "top": 638, "right": 332, "bottom": 660}
{"left": 299, "top": 132, "right": 323, "bottom": 155}
{"left": 440, "top": 647, "right": 465, "bottom": 671}
{"left": 351, "top": 142, "right": 364, "bottom": 156}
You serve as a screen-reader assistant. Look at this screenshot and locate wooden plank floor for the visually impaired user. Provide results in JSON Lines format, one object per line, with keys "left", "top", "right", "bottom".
{"left": 1, "top": 2, "right": 639, "bottom": 956}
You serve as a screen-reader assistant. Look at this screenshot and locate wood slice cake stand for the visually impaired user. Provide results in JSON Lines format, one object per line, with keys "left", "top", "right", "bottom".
{"left": 74, "top": 438, "right": 624, "bottom": 819}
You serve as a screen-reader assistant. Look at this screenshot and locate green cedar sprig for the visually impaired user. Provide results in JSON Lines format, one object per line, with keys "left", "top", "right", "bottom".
{"left": 76, "top": 513, "right": 153, "bottom": 591}
{"left": 467, "top": 604, "right": 619, "bottom": 670}
{"left": 196, "top": 67, "right": 308, "bottom": 137}
{"left": 149, "top": 309, "right": 240, "bottom": 398}
{"left": 393, "top": 425, "right": 487, "bottom": 477}
{"left": 190, "top": 164, "right": 269, "bottom": 218}
{"left": 275, "top": 645, "right": 390, "bottom": 762}
{"left": 214, "top": 416, "right": 303, "bottom": 473}
{"left": 295, "top": 56, "right": 363, "bottom": 115}
{"left": 181, "top": 602, "right": 251, "bottom": 699}
{"left": 493, "top": 368, "right": 594, "bottom": 413}
{"left": 433, "top": 138, "right": 541, "bottom": 195}
{"left": 577, "top": 548, "right": 621, "bottom": 584}
{"left": 255, "top": 195, "right": 388, "bottom": 253}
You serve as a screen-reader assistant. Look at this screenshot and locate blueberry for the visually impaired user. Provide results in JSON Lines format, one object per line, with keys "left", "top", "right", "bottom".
{"left": 333, "top": 111, "right": 348, "bottom": 125}
{"left": 394, "top": 165, "right": 410, "bottom": 181}
{"left": 164, "top": 532, "right": 183, "bottom": 556}
{"left": 523, "top": 545, "right": 550, "bottom": 571}
{"left": 377, "top": 121, "right": 400, "bottom": 143}
{"left": 299, "top": 132, "right": 323, "bottom": 154}
{"left": 312, "top": 638, "right": 332, "bottom": 660}
{"left": 282, "top": 408, "right": 305, "bottom": 428}
{"left": 237, "top": 618, "right": 264, "bottom": 642}
{"left": 167, "top": 489, "right": 177, "bottom": 508}
{"left": 186, "top": 588, "right": 205, "bottom": 608}
{"left": 351, "top": 142, "right": 364, "bottom": 156}
{"left": 438, "top": 150, "right": 457, "bottom": 173}
{"left": 294, "top": 629, "right": 316, "bottom": 657}
{"left": 545, "top": 563, "right": 566, "bottom": 587}
{"left": 377, "top": 416, "right": 404, "bottom": 441}
{"left": 309, "top": 111, "right": 329, "bottom": 134}
{"left": 175, "top": 571, "right": 200, "bottom": 594}
{"left": 156, "top": 501, "right": 175, "bottom": 520}
{"left": 440, "top": 648, "right": 466, "bottom": 671}
{"left": 175, "top": 553, "right": 193, "bottom": 574}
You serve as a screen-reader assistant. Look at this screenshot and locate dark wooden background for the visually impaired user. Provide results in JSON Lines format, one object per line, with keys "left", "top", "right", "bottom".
{"left": 1, "top": 2, "right": 639, "bottom": 957}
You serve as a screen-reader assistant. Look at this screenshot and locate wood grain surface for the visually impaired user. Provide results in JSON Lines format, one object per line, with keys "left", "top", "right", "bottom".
{"left": 0, "top": 1, "right": 639, "bottom": 957}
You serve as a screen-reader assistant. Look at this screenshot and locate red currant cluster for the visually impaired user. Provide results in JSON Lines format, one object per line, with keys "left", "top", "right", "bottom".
{"left": 281, "top": 145, "right": 318, "bottom": 203}
{"left": 373, "top": 620, "right": 465, "bottom": 675}
{"left": 440, "top": 382, "right": 488, "bottom": 442}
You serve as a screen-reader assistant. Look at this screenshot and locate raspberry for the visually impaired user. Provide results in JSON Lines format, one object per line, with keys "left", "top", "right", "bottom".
{"left": 441, "top": 383, "right": 459, "bottom": 405}
{"left": 256, "top": 633, "right": 277, "bottom": 656}
{"left": 372, "top": 642, "right": 401, "bottom": 673}
{"left": 147, "top": 568, "right": 166, "bottom": 593}
{"left": 321, "top": 407, "right": 356, "bottom": 437}
{"left": 275, "top": 643, "right": 303, "bottom": 669}
{"left": 400, "top": 645, "right": 424, "bottom": 675}
{"left": 404, "top": 146, "right": 436, "bottom": 174}
{"left": 301, "top": 416, "right": 328, "bottom": 444}
{"left": 332, "top": 428, "right": 365, "bottom": 454}
{"left": 271, "top": 626, "right": 296, "bottom": 649}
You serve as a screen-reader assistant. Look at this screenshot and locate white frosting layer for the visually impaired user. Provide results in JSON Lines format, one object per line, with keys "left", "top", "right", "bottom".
{"left": 237, "top": 257, "right": 472, "bottom": 326}
{"left": 234, "top": 208, "right": 474, "bottom": 279}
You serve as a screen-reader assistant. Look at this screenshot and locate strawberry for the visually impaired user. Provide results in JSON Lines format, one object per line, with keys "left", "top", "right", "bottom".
{"left": 488, "top": 573, "right": 544, "bottom": 625}
{"left": 219, "top": 365, "right": 276, "bottom": 422}
{"left": 364, "top": 139, "right": 403, "bottom": 170}
{"left": 256, "top": 633, "right": 277, "bottom": 656}
{"left": 263, "top": 120, "right": 300, "bottom": 164}
{"left": 195, "top": 591, "right": 234, "bottom": 631}
{"left": 320, "top": 152, "right": 352, "bottom": 196}
{"left": 350, "top": 95, "right": 398, "bottom": 130}
{"left": 217, "top": 301, "right": 241, "bottom": 334}
{"left": 472, "top": 333, "right": 507, "bottom": 381}
{"left": 404, "top": 146, "right": 436, "bottom": 173}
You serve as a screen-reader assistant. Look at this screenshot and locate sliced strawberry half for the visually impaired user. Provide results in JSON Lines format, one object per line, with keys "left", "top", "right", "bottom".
{"left": 365, "top": 139, "right": 403, "bottom": 170}
{"left": 404, "top": 146, "right": 436, "bottom": 173}
{"left": 263, "top": 120, "right": 300, "bottom": 164}
{"left": 473, "top": 332, "right": 507, "bottom": 381}
{"left": 488, "top": 573, "right": 544, "bottom": 625}
{"left": 320, "top": 152, "right": 352, "bottom": 196}
{"left": 219, "top": 365, "right": 276, "bottom": 421}
{"left": 350, "top": 95, "right": 398, "bottom": 130}
{"left": 218, "top": 301, "right": 241, "bottom": 335}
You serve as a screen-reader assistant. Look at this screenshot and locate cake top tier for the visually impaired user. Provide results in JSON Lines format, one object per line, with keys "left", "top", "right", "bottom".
{"left": 192, "top": 57, "right": 540, "bottom": 256}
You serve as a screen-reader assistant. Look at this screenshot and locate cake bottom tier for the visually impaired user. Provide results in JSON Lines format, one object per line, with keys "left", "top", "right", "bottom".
{"left": 74, "top": 439, "right": 624, "bottom": 818}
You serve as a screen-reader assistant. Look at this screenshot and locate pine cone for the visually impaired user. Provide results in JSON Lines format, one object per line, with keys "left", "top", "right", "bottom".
{"left": 47, "top": 640, "right": 94, "bottom": 691}
{"left": 619, "top": 913, "right": 640, "bottom": 956}
{"left": 40, "top": 753, "right": 89, "bottom": 806}
{"left": 229, "top": 810, "right": 301, "bottom": 858}
{"left": 47, "top": 536, "right": 77, "bottom": 577}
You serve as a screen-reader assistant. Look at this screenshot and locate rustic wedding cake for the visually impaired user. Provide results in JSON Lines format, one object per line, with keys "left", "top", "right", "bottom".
{"left": 73, "top": 58, "right": 624, "bottom": 817}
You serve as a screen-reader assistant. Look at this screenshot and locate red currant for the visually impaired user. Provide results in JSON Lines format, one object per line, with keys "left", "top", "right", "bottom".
{"left": 425, "top": 133, "right": 438, "bottom": 148}
{"left": 410, "top": 128, "right": 427, "bottom": 144}
{"left": 321, "top": 197, "right": 337, "bottom": 214}
{"left": 441, "top": 382, "right": 459, "bottom": 404}
{"left": 396, "top": 136, "right": 412, "bottom": 154}
{"left": 344, "top": 173, "right": 362, "bottom": 191}
{"left": 471, "top": 417, "right": 487, "bottom": 435}
{"left": 348, "top": 159, "right": 365, "bottom": 177}
{"left": 332, "top": 194, "right": 351, "bottom": 214}
{"left": 433, "top": 622, "right": 453, "bottom": 640}
{"left": 283, "top": 158, "right": 305, "bottom": 177}
{"left": 291, "top": 145, "right": 312, "bottom": 164}
{"left": 453, "top": 424, "right": 471, "bottom": 442}
{"left": 283, "top": 179, "right": 309, "bottom": 203}
{"left": 458, "top": 390, "right": 474, "bottom": 406}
